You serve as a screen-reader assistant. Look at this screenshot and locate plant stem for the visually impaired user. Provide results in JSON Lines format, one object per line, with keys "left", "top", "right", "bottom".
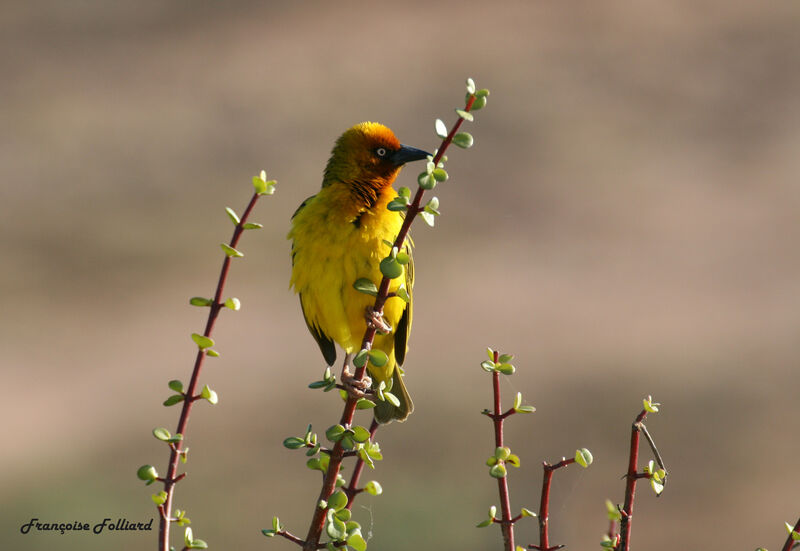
{"left": 159, "top": 192, "right": 262, "bottom": 551}
{"left": 617, "top": 410, "right": 648, "bottom": 551}
{"left": 490, "top": 352, "right": 515, "bottom": 551}
{"left": 782, "top": 517, "right": 800, "bottom": 551}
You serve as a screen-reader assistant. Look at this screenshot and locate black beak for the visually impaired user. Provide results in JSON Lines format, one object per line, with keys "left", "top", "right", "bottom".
{"left": 391, "top": 144, "right": 431, "bottom": 166}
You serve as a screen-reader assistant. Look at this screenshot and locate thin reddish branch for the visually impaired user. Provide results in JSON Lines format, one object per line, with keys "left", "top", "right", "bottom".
{"left": 530, "top": 459, "right": 573, "bottom": 551}
{"left": 616, "top": 410, "right": 648, "bottom": 551}
{"left": 782, "top": 518, "right": 800, "bottom": 551}
{"left": 344, "top": 419, "right": 380, "bottom": 505}
{"left": 490, "top": 352, "right": 515, "bottom": 551}
{"left": 301, "top": 96, "right": 478, "bottom": 551}
{"left": 159, "top": 191, "right": 262, "bottom": 551}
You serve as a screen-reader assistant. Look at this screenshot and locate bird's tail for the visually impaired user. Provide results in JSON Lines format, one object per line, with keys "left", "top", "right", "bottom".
{"left": 374, "top": 367, "right": 414, "bottom": 424}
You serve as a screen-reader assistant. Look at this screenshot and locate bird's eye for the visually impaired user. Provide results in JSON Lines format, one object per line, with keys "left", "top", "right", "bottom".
{"left": 375, "top": 147, "right": 387, "bottom": 158}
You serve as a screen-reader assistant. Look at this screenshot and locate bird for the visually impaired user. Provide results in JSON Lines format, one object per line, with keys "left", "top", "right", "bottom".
{"left": 288, "top": 122, "right": 430, "bottom": 423}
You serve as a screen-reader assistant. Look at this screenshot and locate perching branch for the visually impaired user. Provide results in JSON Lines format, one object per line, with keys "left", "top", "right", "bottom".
{"left": 137, "top": 173, "right": 275, "bottom": 551}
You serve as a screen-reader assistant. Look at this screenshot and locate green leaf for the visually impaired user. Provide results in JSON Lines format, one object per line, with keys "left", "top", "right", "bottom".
{"left": 366, "top": 442, "right": 383, "bottom": 461}
{"left": 432, "top": 168, "right": 448, "bottom": 182}
{"left": 435, "top": 118, "right": 448, "bottom": 139}
{"left": 191, "top": 333, "right": 214, "bottom": 350}
{"left": 455, "top": 108, "right": 474, "bottom": 122}
{"left": 137, "top": 465, "right": 158, "bottom": 482}
{"left": 335, "top": 509, "right": 351, "bottom": 522}
{"left": 395, "top": 250, "right": 410, "bottom": 265}
{"left": 352, "top": 425, "right": 371, "bottom": 443}
{"left": 220, "top": 243, "right": 244, "bottom": 257}
{"left": 364, "top": 480, "right": 382, "bottom": 496}
{"left": 163, "top": 394, "right": 184, "bottom": 407}
{"left": 353, "top": 278, "right": 378, "bottom": 296}
{"left": 383, "top": 391, "right": 400, "bottom": 408}
{"left": 452, "top": 132, "right": 474, "bottom": 148}
{"left": 521, "top": 507, "right": 536, "bottom": 518}
{"left": 420, "top": 211, "right": 435, "bottom": 227}
{"left": 356, "top": 398, "right": 376, "bottom": 409}
{"left": 398, "top": 186, "right": 411, "bottom": 197}
{"left": 200, "top": 384, "right": 218, "bottom": 404}
{"left": 498, "top": 353, "right": 514, "bottom": 363}
{"left": 224, "top": 297, "right": 241, "bottom": 310}
{"left": 489, "top": 463, "right": 507, "bottom": 478}
{"left": 225, "top": 207, "right": 240, "bottom": 225}
{"left": 471, "top": 95, "right": 487, "bottom": 110}
{"left": 153, "top": 427, "right": 171, "bottom": 441}
{"left": 325, "top": 509, "right": 347, "bottom": 541}
{"left": 643, "top": 395, "right": 660, "bottom": 413}
{"left": 206, "top": 349, "right": 219, "bottom": 357}
{"left": 253, "top": 174, "right": 268, "bottom": 194}
{"left": 506, "top": 454, "right": 520, "bottom": 467}
{"left": 184, "top": 527, "right": 194, "bottom": 548}
{"left": 379, "top": 257, "right": 403, "bottom": 279}
{"left": 417, "top": 172, "right": 436, "bottom": 190}
{"left": 253, "top": 171, "right": 276, "bottom": 195}
{"left": 395, "top": 286, "right": 410, "bottom": 303}
{"left": 495, "top": 446, "right": 511, "bottom": 460}
{"left": 516, "top": 404, "right": 536, "bottom": 414}
{"left": 283, "top": 437, "right": 305, "bottom": 450}
{"left": 353, "top": 349, "right": 369, "bottom": 368}
{"left": 189, "top": 297, "right": 212, "bottom": 307}
{"left": 486, "top": 347, "right": 495, "bottom": 360}
{"left": 480, "top": 360, "right": 496, "bottom": 372}
{"left": 605, "top": 500, "right": 622, "bottom": 521}
{"left": 152, "top": 491, "right": 168, "bottom": 505}
{"left": 425, "top": 197, "right": 440, "bottom": 213}
{"left": 328, "top": 490, "right": 348, "bottom": 511}
{"left": 306, "top": 443, "right": 321, "bottom": 457}
{"left": 496, "top": 363, "right": 516, "bottom": 375}
{"left": 513, "top": 392, "right": 522, "bottom": 410}
{"left": 476, "top": 88, "right": 490, "bottom": 97}
{"left": 326, "top": 424, "right": 346, "bottom": 442}
{"left": 262, "top": 529, "right": 277, "bottom": 537}
{"left": 575, "top": 448, "right": 593, "bottom": 468}
{"left": 387, "top": 198, "right": 409, "bottom": 212}
{"left": 466, "top": 77, "right": 476, "bottom": 95}
{"left": 188, "top": 539, "right": 208, "bottom": 549}
{"left": 243, "top": 222, "right": 263, "bottom": 230}
{"left": 168, "top": 380, "right": 184, "bottom": 393}
{"left": 348, "top": 530, "right": 368, "bottom": 551}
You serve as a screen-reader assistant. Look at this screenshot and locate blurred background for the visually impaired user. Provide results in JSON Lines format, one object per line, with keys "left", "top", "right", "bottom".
{"left": 3, "top": 1, "right": 799, "bottom": 550}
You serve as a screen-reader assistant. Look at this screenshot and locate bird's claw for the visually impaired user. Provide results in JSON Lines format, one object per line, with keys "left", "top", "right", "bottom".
{"left": 341, "top": 365, "right": 373, "bottom": 400}
{"left": 365, "top": 307, "right": 392, "bottom": 334}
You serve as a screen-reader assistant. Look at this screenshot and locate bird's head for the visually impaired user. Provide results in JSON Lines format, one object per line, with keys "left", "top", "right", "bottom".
{"left": 323, "top": 122, "right": 430, "bottom": 189}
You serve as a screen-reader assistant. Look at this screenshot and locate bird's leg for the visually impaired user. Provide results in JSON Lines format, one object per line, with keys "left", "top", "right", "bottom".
{"left": 365, "top": 306, "right": 392, "bottom": 334}
{"left": 340, "top": 353, "right": 373, "bottom": 399}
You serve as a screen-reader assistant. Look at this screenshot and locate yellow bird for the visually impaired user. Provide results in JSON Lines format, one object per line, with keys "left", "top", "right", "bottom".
{"left": 288, "top": 122, "right": 429, "bottom": 423}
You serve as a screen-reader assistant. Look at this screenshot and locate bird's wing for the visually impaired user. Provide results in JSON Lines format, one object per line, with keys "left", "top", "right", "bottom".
{"left": 292, "top": 194, "right": 337, "bottom": 366}
{"left": 393, "top": 239, "right": 413, "bottom": 366}
{"left": 298, "top": 294, "right": 337, "bottom": 366}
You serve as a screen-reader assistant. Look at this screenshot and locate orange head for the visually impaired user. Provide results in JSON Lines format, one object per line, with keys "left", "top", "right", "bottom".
{"left": 322, "top": 122, "right": 430, "bottom": 190}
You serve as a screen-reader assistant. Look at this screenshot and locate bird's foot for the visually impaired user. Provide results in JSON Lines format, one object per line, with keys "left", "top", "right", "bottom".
{"left": 365, "top": 307, "right": 392, "bottom": 334}
{"left": 341, "top": 365, "right": 373, "bottom": 400}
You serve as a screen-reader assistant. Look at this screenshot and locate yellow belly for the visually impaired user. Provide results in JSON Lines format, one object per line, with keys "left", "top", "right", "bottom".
{"left": 289, "top": 184, "right": 407, "bottom": 381}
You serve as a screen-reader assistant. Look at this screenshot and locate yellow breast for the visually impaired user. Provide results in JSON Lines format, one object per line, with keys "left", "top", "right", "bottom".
{"left": 289, "top": 183, "right": 407, "bottom": 355}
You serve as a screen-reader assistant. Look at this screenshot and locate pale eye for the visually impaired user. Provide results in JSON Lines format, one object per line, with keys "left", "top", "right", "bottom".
{"left": 375, "top": 147, "right": 387, "bottom": 157}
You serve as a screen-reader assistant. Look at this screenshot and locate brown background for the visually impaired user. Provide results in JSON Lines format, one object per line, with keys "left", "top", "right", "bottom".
{"left": 3, "top": 1, "right": 799, "bottom": 550}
